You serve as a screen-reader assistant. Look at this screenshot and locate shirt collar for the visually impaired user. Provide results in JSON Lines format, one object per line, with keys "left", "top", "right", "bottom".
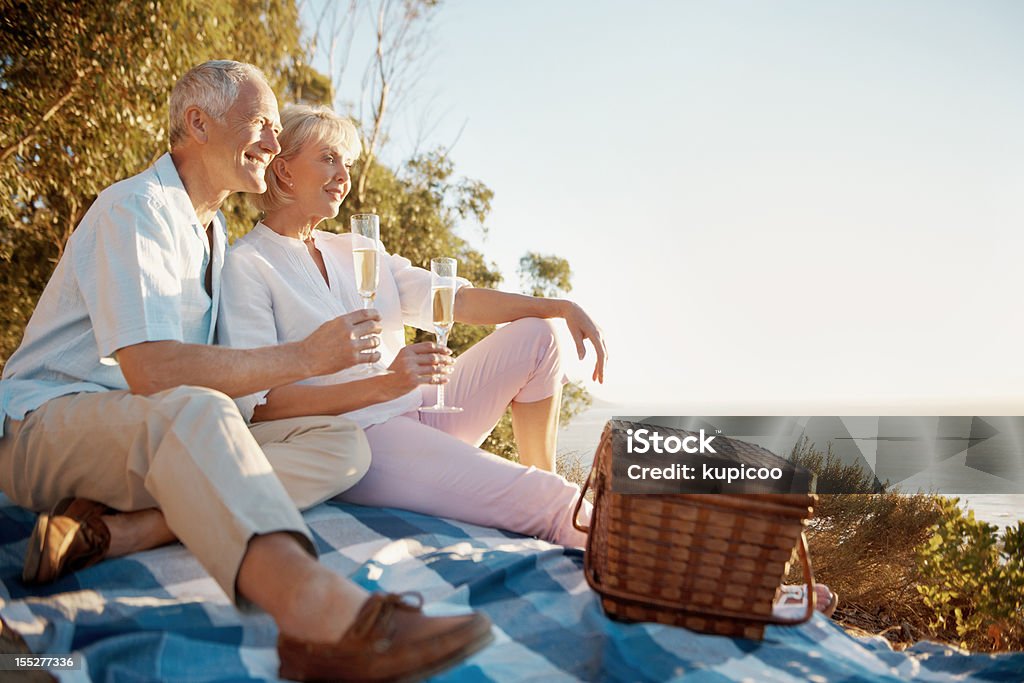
{"left": 254, "top": 221, "right": 316, "bottom": 249}
{"left": 152, "top": 153, "right": 226, "bottom": 235}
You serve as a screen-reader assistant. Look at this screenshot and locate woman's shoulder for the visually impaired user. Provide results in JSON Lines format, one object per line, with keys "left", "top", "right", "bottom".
{"left": 313, "top": 229, "right": 352, "bottom": 244}
{"left": 225, "top": 226, "right": 281, "bottom": 267}
{"left": 313, "top": 229, "right": 358, "bottom": 254}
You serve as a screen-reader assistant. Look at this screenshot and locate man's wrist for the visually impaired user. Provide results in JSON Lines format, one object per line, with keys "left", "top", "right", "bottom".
{"left": 289, "top": 338, "right": 319, "bottom": 379}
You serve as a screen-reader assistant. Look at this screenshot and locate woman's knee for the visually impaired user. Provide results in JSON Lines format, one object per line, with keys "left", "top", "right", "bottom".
{"left": 498, "top": 318, "right": 562, "bottom": 361}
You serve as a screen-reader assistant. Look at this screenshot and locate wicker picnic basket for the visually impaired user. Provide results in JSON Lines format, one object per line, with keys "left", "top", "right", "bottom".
{"left": 572, "top": 419, "right": 819, "bottom": 640}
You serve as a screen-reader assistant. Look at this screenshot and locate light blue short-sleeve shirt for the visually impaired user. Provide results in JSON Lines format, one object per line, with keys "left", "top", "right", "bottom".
{"left": 0, "top": 153, "right": 225, "bottom": 437}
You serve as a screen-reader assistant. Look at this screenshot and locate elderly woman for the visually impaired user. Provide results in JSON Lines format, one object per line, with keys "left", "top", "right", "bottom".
{"left": 218, "top": 103, "right": 605, "bottom": 546}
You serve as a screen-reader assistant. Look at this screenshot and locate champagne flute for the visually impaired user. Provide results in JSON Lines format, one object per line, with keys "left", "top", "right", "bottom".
{"left": 419, "top": 257, "right": 463, "bottom": 413}
{"left": 351, "top": 213, "right": 381, "bottom": 373}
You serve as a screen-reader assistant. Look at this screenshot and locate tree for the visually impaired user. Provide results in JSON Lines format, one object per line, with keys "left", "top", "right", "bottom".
{"left": 0, "top": 0, "right": 307, "bottom": 367}
{"left": 519, "top": 253, "right": 573, "bottom": 298}
{"left": 302, "top": 0, "right": 442, "bottom": 204}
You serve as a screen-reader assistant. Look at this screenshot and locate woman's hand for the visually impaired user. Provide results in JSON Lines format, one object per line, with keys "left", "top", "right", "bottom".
{"left": 385, "top": 342, "right": 454, "bottom": 394}
{"left": 561, "top": 301, "right": 607, "bottom": 383}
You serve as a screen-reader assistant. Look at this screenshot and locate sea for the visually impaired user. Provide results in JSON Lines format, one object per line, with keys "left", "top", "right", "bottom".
{"left": 558, "top": 406, "right": 1024, "bottom": 530}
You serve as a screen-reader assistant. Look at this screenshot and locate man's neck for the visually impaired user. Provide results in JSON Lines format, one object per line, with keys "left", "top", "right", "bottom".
{"left": 169, "top": 149, "right": 231, "bottom": 227}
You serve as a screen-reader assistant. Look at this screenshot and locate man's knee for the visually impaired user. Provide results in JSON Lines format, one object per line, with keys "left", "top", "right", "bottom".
{"left": 279, "top": 417, "right": 372, "bottom": 509}
{"left": 326, "top": 418, "right": 372, "bottom": 490}
{"left": 153, "top": 385, "right": 244, "bottom": 424}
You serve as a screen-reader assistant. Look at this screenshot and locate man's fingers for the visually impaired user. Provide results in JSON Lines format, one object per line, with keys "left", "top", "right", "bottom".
{"left": 350, "top": 320, "right": 384, "bottom": 337}
{"left": 352, "top": 336, "right": 380, "bottom": 351}
{"left": 346, "top": 308, "right": 382, "bottom": 323}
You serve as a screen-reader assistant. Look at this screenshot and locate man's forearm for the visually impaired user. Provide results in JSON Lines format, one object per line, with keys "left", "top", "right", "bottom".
{"left": 454, "top": 288, "right": 565, "bottom": 326}
{"left": 116, "top": 339, "right": 316, "bottom": 398}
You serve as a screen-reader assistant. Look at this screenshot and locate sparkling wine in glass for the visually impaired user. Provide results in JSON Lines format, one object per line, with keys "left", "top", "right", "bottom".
{"left": 419, "top": 257, "right": 462, "bottom": 413}
{"left": 351, "top": 213, "right": 381, "bottom": 372}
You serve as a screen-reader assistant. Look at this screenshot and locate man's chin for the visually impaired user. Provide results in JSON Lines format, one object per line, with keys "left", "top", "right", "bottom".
{"left": 244, "top": 178, "right": 268, "bottom": 195}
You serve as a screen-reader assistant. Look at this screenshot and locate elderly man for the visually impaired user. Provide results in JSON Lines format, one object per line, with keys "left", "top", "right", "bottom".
{"left": 0, "top": 60, "right": 490, "bottom": 682}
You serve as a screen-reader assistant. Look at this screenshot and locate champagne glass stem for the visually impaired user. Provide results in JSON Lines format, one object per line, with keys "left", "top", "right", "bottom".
{"left": 436, "top": 330, "right": 450, "bottom": 409}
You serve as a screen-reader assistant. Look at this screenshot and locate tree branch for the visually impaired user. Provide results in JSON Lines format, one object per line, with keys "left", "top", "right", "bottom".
{"left": 0, "top": 72, "right": 90, "bottom": 165}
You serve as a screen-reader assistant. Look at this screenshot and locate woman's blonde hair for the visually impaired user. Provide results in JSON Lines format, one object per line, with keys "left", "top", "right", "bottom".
{"left": 250, "top": 103, "right": 362, "bottom": 213}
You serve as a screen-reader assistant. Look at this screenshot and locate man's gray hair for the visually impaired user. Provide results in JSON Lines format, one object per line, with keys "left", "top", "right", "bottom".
{"left": 169, "top": 60, "right": 272, "bottom": 147}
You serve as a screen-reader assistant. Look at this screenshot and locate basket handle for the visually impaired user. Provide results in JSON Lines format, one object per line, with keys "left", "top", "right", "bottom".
{"left": 572, "top": 467, "right": 594, "bottom": 533}
{"left": 574, "top": 424, "right": 613, "bottom": 533}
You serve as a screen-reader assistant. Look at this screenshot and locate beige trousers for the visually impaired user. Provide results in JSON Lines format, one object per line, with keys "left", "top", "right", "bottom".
{"left": 0, "top": 385, "right": 370, "bottom": 603}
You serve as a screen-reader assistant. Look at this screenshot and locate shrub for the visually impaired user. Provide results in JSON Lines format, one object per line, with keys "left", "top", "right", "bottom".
{"left": 786, "top": 438, "right": 943, "bottom": 645}
{"left": 916, "top": 497, "right": 1024, "bottom": 651}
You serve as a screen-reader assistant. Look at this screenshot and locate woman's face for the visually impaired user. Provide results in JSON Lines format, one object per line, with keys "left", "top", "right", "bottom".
{"left": 282, "top": 136, "right": 354, "bottom": 222}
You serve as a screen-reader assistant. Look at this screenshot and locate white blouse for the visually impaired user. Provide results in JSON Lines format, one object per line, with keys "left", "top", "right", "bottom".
{"left": 218, "top": 222, "right": 469, "bottom": 427}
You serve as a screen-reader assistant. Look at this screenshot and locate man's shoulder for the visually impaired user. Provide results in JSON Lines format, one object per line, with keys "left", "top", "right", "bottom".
{"left": 93, "top": 161, "right": 168, "bottom": 215}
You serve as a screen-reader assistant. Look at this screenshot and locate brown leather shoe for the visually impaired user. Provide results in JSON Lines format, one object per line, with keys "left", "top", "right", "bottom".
{"left": 277, "top": 592, "right": 493, "bottom": 683}
{"left": 22, "top": 498, "right": 112, "bottom": 585}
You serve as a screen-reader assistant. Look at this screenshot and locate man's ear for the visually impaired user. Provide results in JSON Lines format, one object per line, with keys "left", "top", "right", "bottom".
{"left": 182, "top": 105, "right": 209, "bottom": 144}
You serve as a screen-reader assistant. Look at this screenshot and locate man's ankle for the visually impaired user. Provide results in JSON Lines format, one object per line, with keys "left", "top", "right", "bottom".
{"left": 276, "top": 570, "right": 367, "bottom": 643}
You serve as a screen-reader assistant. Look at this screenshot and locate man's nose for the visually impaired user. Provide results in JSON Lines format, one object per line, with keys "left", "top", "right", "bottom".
{"left": 262, "top": 126, "right": 281, "bottom": 155}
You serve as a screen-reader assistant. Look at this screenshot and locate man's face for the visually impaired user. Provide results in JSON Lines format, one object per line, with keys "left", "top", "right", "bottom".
{"left": 207, "top": 78, "right": 281, "bottom": 194}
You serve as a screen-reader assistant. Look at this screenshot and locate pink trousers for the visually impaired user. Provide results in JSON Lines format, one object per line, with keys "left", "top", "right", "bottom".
{"left": 338, "top": 318, "right": 592, "bottom": 546}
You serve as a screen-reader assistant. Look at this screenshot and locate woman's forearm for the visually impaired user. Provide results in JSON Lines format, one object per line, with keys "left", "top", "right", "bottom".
{"left": 251, "top": 375, "right": 404, "bottom": 422}
{"left": 454, "top": 287, "right": 566, "bottom": 326}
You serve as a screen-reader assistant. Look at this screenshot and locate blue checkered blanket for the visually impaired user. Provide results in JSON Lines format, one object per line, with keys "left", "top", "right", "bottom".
{"left": 1, "top": 495, "right": 1022, "bottom": 682}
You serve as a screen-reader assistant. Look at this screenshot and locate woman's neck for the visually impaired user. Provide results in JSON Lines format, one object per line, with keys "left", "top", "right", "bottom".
{"left": 262, "top": 207, "right": 320, "bottom": 242}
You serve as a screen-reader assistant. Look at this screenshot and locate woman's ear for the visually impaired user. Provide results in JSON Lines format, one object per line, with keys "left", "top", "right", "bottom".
{"left": 272, "top": 157, "right": 294, "bottom": 188}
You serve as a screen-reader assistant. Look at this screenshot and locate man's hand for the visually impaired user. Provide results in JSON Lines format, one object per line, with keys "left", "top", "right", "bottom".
{"left": 302, "top": 308, "right": 384, "bottom": 376}
{"left": 562, "top": 301, "right": 607, "bottom": 383}
{"left": 385, "top": 342, "right": 453, "bottom": 394}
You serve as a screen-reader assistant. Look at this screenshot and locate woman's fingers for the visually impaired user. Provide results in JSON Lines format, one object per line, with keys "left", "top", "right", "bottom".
{"left": 592, "top": 335, "right": 607, "bottom": 383}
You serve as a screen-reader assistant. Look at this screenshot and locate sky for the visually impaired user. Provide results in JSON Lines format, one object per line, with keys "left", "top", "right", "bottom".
{"left": 307, "top": 0, "right": 1024, "bottom": 412}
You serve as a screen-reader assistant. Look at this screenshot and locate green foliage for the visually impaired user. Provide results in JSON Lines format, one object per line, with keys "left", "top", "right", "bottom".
{"left": 788, "top": 438, "right": 1024, "bottom": 652}
{"left": 917, "top": 498, "right": 1024, "bottom": 650}
{"left": 519, "top": 252, "right": 572, "bottom": 298}
{"left": 0, "top": 0, "right": 306, "bottom": 368}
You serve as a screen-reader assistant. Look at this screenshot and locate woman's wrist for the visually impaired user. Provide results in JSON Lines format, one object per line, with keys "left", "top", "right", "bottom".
{"left": 540, "top": 297, "right": 571, "bottom": 319}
